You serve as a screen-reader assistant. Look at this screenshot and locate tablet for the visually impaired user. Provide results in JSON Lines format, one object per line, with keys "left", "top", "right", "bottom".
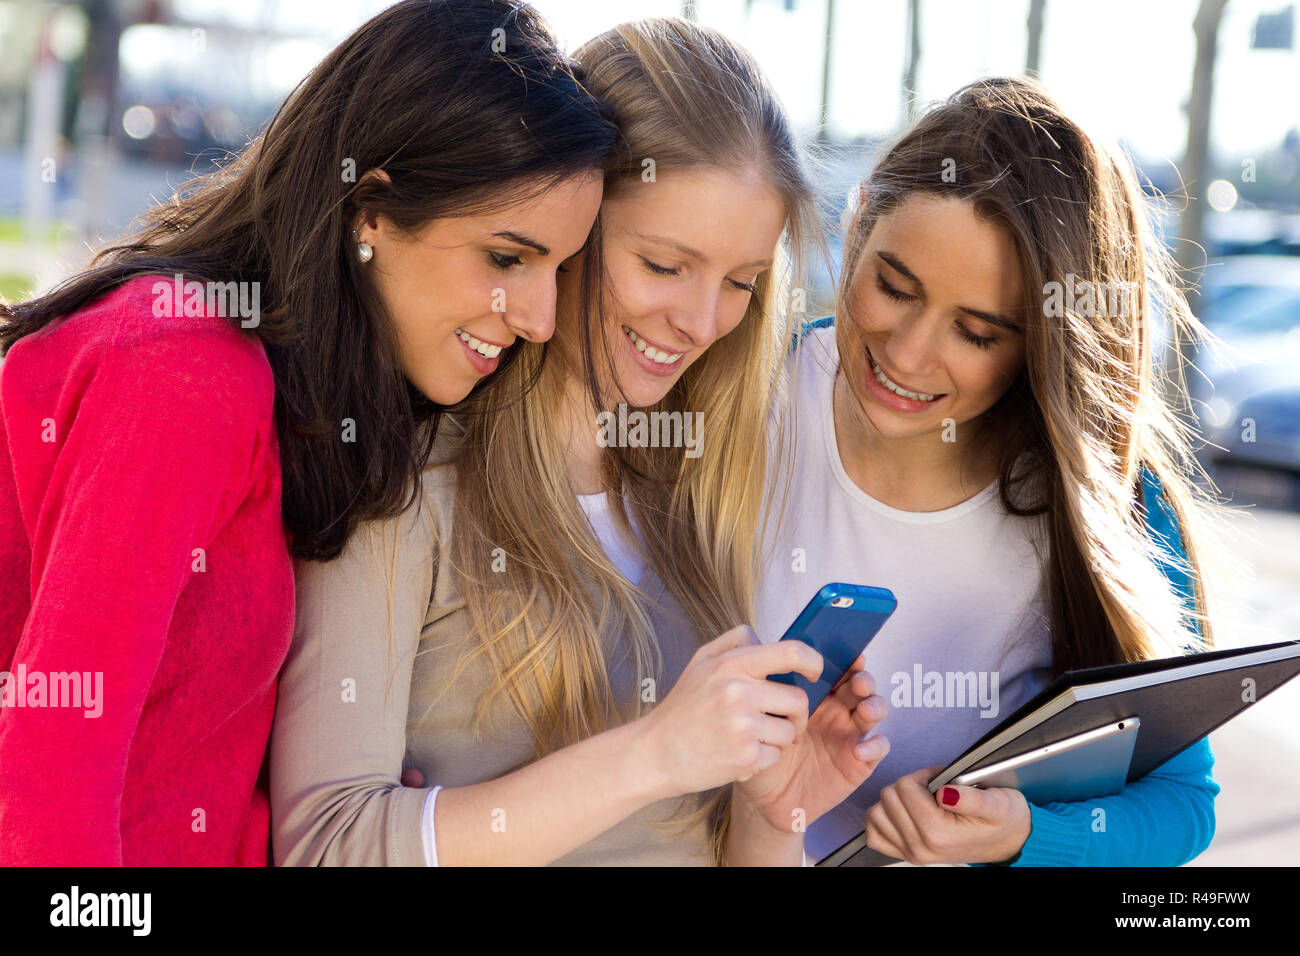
{"left": 945, "top": 716, "right": 1139, "bottom": 804}
{"left": 816, "top": 638, "right": 1300, "bottom": 866}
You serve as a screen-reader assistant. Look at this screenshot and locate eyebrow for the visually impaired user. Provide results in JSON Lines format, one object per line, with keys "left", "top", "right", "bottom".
{"left": 875, "top": 250, "right": 1022, "bottom": 332}
{"left": 494, "top": 231, "right": 550, "bottom": 256}
{"left": 635, "top": 232, "right": 772, "bottom": 271}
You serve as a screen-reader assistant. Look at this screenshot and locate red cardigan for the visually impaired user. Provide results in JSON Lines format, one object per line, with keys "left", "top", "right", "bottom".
{"left": 0, "top": 275, "right": 294, "bottom": 865}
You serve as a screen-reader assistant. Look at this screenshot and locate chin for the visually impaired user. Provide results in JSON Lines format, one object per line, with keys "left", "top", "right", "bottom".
{"left": 626, "top": 379, "right": 677, "bottom": 409}
{"left": 604, "top": 363, "right": 669, "bottom": 409}
{"left": 863, "top": 404, "right": 945, "bottom": 439}
{"left": 417, "top": 376, "right": 475, "bottom": 406}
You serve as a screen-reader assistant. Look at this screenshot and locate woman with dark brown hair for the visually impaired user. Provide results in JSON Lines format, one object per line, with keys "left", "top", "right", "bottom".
{"left": 0, "top": 0, "right": 613, "bottom": 865}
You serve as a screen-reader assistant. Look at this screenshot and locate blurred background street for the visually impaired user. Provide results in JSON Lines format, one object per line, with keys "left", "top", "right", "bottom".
{"left": 1191, "top": 505, "right": 1300, "bottom": 865}
{"left": 1, "top": 0, "right": 1297, "bottom": 865}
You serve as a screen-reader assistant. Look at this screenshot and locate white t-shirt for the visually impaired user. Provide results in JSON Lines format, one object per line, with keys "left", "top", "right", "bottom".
{"left": 756, "top": 325, "right": 1055, "bottom": 863}
{"left": 577, "top": 491, "right": 648, "bottom": 585}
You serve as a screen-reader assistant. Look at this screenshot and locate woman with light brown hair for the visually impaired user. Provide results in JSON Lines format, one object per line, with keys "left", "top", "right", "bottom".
{"left": 270, "top": 17, "right": 890, "bottom": 867}
{"left": 759, "top": 76, "right": 1223, "bottom": 866}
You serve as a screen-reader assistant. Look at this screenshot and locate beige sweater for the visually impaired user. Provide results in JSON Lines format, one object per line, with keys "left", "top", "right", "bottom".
{"left": 269, "top": 434, "right": 715, "bottom": 866}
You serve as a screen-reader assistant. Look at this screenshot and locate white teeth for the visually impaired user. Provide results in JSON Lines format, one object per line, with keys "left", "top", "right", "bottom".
{"left": 456, "top": 329, "right": 503, "bottom": 359}
{"left": 624, "top": 326, "right": 682, "bottom": 364}
{"left": 871, "top": 357, "right": 937, "bottom": 402}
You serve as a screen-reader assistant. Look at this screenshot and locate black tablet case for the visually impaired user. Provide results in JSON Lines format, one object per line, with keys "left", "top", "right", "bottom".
{"left": 825, "top": 639, "right": 1300, "bottom": 866}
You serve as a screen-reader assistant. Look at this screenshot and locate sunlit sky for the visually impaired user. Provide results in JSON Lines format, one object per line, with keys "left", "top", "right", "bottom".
{"left": 160, "top": 0, "right": 1300, "bottom": 164}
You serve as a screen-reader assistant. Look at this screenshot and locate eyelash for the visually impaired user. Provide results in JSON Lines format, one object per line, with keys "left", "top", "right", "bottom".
{"left": 875, "top": 273, "right": 915, "bottom": 303}
{"left": 641, "top": 256, "right": 755, "bottom": 293}
{"left": 641, "top": 256, "right": 678, "bottom": 276}
{"left": 489, "top": 251, "right": 523, "bottom": 271}
{"left": 875, "top": 274, "right": 998, "bottom": 350}
{"left": 956, "top": 325, "right": 997, "bottom": 350}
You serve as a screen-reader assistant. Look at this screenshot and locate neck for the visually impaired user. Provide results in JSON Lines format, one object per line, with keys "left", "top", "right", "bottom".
{"left": 557, "top": 366, "right": 607, "bottom": 496}
{"left": 832, "top": 364, "right": 996, "bottom": 511}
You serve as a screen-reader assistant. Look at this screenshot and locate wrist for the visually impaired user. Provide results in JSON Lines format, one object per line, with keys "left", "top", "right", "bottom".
{"left": 730, "top": 786, "right": 789, "bottom": 836}
{"left": 992, "top": 805, "right": 1032, "bottom": 865}
{"left": 620, "top": 713, "right": 677, "bottom": 805}
{"left": 727, "top": 786, "right": 805, "bottom": 864}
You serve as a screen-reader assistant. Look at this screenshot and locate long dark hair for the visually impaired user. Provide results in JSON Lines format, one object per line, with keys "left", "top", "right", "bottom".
{"left": 837, "top": 77, "right": 1217, "bottom": 674}
{"left": 0, "top": 0, "right": 617, "bottom": 561}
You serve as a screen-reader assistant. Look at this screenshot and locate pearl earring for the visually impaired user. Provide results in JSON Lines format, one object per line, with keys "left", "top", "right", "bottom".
{"left": 352, "top": 229, "right": 373, "bottom": 264}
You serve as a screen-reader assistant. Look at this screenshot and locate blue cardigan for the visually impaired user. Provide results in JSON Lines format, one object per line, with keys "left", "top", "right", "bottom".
{"left": 994, "top": 468, "right": 1219, "bottom": 866}
{"left": 795, "top": 317, "right": 1219, "bottom": 866}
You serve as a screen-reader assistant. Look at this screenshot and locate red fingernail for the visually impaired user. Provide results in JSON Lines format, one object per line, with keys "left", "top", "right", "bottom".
{"left": 941, "top": 787, "right": 959, "bottom": 807}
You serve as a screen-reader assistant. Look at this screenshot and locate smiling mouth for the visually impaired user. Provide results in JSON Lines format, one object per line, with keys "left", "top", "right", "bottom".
{"left": 623, "top": 325, "right": 685, "bottom": 366}
{"left": 455, "top": 328, "right": 505, "bottom": 359}
{"left": 866, "top": 348, "right": 945, "bottom": 402}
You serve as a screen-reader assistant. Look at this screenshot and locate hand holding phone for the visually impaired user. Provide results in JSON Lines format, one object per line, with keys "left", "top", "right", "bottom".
{"left": 767, "top": 583, "right": 897, "bottom": 713}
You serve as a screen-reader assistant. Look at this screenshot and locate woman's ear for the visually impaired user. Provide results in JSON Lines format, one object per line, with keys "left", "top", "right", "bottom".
{"left": 352, "top": 168, "right": 393, "bottom": 244}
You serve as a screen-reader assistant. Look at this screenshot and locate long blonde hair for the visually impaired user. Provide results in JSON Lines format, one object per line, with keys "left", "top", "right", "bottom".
{"left": 434, "top": 18, "right": 820, "bottom": 864}
{"left": 835, "top": 77, "right": 1223, "bottom": 674}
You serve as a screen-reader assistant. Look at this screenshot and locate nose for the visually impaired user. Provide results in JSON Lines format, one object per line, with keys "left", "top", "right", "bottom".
{"left": 665, "top": 282, "right": 722, "bottom": 350}
{"left": 883, "top": 309, "right": 940, "bottom": 375}
{"left": 502, "top": 274, "right": 558, "bottom": 344}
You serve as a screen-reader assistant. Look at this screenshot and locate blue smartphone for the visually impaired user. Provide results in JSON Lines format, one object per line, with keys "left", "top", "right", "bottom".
{"left": 767, "top": 583, "right": 897, "bottom": 713}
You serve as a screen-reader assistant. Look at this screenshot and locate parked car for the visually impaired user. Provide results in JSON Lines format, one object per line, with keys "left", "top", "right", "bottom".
{"left": 1191, "top": 256, "right": 1300, "bottom": 507}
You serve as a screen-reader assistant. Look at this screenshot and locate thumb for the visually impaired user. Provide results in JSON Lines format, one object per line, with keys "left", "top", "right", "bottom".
{"left": 936, "top": 782, "right": 988, "bottom": 818}
{"left": 401, "top": 767, "right": 426, "bottom": 789}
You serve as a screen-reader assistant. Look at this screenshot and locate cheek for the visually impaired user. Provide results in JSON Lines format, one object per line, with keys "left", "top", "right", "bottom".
{"left": 845, "top": 260, "right": 880, "bottom": 320}
{"left": 717, "top": 296, "right": 751, "bottom": 339}
{"left": 608, "top": 268, "right": 667, "bottom": 321}
{"left": 956, "top": 350, "right": 1023, "bottom": 407}
{"left": 677, "top": 300, "right": 749, "bottom": 373}
{"left": 457, "top": 260, "right": 505, "bottom": 318}
{"left": 990, "top": 340, "right": 1027, "bottom": 391}
{"left": 843, "top": 277, "right": 870, "bottom": 326}
{"left": 845, "top": 282, "right": 899, "bottom": 339}
{"left": 423, "top": 246, "right": 500, "bottom": 307}
{"left": 394, "top": 253, "right": 459, "bottom": 323}
{"left": 398, "top": 257, "right": 496, "bottom": 358}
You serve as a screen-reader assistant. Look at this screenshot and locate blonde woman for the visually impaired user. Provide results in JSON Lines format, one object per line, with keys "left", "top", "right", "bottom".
{"left": 270, "top": 18, "right": 889, "bottom": 867}
{"left": 758, "top": 77, "right": 1223, "bottom": 866}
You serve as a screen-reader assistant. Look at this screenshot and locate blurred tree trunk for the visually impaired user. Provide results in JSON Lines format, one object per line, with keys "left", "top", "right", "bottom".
{"left": 22, "top": 11, "right": 61, "bottom": 243}
{"left": 818, "top": 0, "right": 835, "bottom": 141}
{"left": 1171, "top": 0, "right": 1228, "bottom": 405}
{"left": 903, "top": 0, "right": 921, "bottom": 123}
{"left": 1025, "top": 0, "right": 1046, "bottom": 77}
{"left": 71, "top": 0, "right": 124, "bottom": 244}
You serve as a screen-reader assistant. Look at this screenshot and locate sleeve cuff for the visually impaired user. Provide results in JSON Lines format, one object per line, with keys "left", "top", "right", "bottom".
{"left": 1007, "top": 802, "right": 1089, "bottom": 866}
{"left": 421, "top": 786, "right": 443, "bottom": 867}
